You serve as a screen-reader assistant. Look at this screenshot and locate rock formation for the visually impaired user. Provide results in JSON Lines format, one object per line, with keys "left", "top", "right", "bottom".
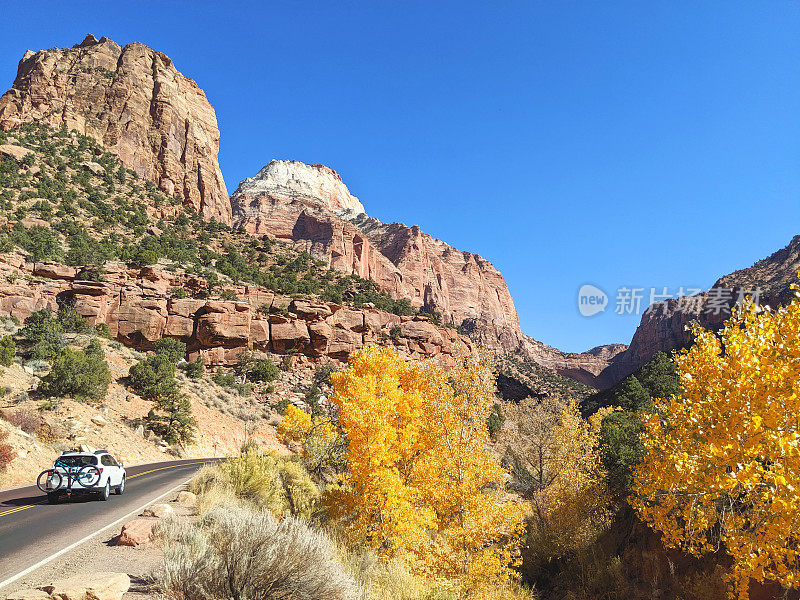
{"left": 521, "top": 337, "right": 628, "bottom": 389}
{"left": 591, "top": 235, "right": 800, "bottom": 387}
{"left": 231, "top": 160, "right": 523, "bottom": 352}
{"left": 0, "top": 35, "right": 229, "bottom": 223}
{"left": 0, "top": 256, "right": 471, "bottom": 368}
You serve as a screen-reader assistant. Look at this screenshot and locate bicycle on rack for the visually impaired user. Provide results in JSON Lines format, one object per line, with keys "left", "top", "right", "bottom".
{"left": 36, "top": 456, "right": 102, "bottom": 504}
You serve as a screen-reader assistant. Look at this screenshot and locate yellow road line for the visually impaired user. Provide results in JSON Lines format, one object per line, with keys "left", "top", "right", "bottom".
{"left": 0, "top": 460, "right": 210, "bottom": 519}
{"left": 0, "top": 504, "right": 38, "bottom": 517}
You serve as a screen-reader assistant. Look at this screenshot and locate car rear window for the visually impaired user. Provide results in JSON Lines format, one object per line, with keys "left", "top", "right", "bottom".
{"left": 57, "top": 455, "right": 98, "bottom": 467}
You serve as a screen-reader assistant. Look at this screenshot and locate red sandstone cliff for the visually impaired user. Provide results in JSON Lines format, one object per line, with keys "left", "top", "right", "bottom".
{"left": 0, "top": 256, "right": 471, "bottom": 368}
{"left": 0, "top": 35, "right": 230, "bottom": 223}
{"left": 592, "top": 235, "right": 800, "bottom": 387}
{"left": 231, "top": 160, "right": 523, "bottom": 352}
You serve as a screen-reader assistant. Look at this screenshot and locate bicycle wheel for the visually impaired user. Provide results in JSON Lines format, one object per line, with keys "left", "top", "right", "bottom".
{"left": 36, "top": 469, "right": 62, "bottom": 494}
{"left": 77, "top": 465, "right": 101, "bottom": 488}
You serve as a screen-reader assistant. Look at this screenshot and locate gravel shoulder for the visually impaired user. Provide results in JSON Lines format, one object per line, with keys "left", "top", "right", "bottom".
{"left": 2, "top": 488, "right": 196, "bottom": 600}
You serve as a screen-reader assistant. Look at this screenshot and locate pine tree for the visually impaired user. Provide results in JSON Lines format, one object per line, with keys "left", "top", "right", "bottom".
{"left": 146, "top": 390, "right": 197, "bottom": 446}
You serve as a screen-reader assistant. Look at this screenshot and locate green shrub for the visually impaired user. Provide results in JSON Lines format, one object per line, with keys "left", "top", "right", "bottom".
{"left": 56, "top": 305, "right": 88, "bottom": 333}
{"left": 20, "top": 309, "right": 65, "bottom": 359}
{"left": 212, "top": 368, "right": 236, "bottom": 388}
{"left": 94, "top": 322, "right": 112, "bottom": 338}
{"left": 38, "top": 347, "right": 111, "bottom": 401}
{"left": 129, "top": 354, "right": 177, "bottom": 399}
{"left": 0, "top": 335, "right": 15, "bottom": 366}
{"left": 193, "top": 450, "right": 321, "bottom": 519}
{"left": 600, "top": 410, "right": 646, "bottom": 492}
{"left": 153, "top": 337, "right": 186, "bottom": 363}
{"left": 487, "top": 402, "right": 504, "bottom": 438}
{"left": 313, "top": 364, "right": 337, "bottom": 386}
{"left": 247, "top": 358, "right": 279, "bottom": 382}
{"left": 146, "top": 390, "right": 197, "bottom": 445}
{"left": 305, "top": 385, "right": 323, "bottom": 417}
{"left": 170, "top": 286, "right": 187, "bottom": 299}
{"left": 84, "top": 338, "right": 104, "bottom": 358}
{"left": 154, "top": 504, "right": 362, "bottom": 600}
{"left": 19, "top": 225, "right": 62, "bottom": 263}
{"left": 179, "top": 357, "right": 205, "bottom": 380}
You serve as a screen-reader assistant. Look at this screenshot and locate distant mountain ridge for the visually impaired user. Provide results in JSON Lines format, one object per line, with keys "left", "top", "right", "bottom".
{"left": 590, "top": 235, "right": 800, "bottom": 386}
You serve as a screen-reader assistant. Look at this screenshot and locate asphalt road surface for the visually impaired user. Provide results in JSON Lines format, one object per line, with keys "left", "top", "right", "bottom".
{"left": 0, "top": 458, "right": 216, "bottom": 588}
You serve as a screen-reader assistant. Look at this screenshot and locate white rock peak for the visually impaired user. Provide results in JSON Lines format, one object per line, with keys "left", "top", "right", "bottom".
{"left": 235, "top": 159, "right": 366, "bottom": 218}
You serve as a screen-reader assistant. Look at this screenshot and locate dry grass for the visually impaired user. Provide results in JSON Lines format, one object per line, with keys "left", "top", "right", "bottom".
{"left": 188, "top": 449, "right": 319, "bottom": 519}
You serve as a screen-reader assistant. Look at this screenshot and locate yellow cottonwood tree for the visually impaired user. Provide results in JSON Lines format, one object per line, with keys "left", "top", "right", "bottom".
{"left": 278, "top": 404, "right": 344, "bottom": 475}
{"left": 632, "top": 294, "right": 800, "bottom": 599}
{"left": 530, "top": 400, "right": 612, "bottom": 555}
{"left": 331, "top": 345, "right": 525, "bottom": 596}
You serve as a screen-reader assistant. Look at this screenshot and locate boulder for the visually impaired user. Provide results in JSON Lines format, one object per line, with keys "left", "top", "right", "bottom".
{"left": 116, "top": 519, "right": 153, "bottom": 546}
{"left": 399, "top": 320, "right": 444, "bottom": 347}
{"left": 270, "top": 320, "right": 310, "bottom": 353}
{"left": 333, "top": 308, "right": 364, "bottom": 331}
{"left": 196, "top": 303, "right": 250, "bottom": 347}
{"left": 33, "top": 263, "right": 77, "bottom": 280}
{"left": 307, "top": 321, "right": 333, "bottom": 355}
{"left": 80, "top": 161, "right": 105, "bottom": 175}
{"left": 177, "top": 490, "right": 197, "bottom": 506}
{"left": 290, "top": 300, "right": 332, "bottom": 321}
{"left": 327, "top": 328, "right": 363, "bottom": 359}
{"left": 168, "top": 298, "right": 205, "bottom": 318}
{"left": 249, "top": 319, "right": 269, "bottom": 349}
{"left": 142, "top": 503, "right": 173, "bottom": 518}
{"left": 41, "top": 572, "right": 130, "bottom": 600}
{"left": 90, "top": 415, "right": 107, "bottom": 427}
{"left": 116, "top": 299, "right": 167, "bottom": 347}
{"left": 163, "top": 314, "right": 194, "bottom": 339}
{"left": 0, "top": 144, "right": 32, "bottom": 162}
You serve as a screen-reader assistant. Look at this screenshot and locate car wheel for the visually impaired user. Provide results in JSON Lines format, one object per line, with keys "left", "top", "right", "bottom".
{"left": 99, "top": 480, "right": 110, "bottom": 501}
{"left": 47, "top": 492, "right": 60, "bottom": 504}
{"left": 115, "top": 475, "right": 125, "bottom": 495}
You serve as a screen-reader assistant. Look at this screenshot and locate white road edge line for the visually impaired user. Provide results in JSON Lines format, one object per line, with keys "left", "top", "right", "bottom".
{"left": 0, "top": 476, "right": 193, "bottom": 591}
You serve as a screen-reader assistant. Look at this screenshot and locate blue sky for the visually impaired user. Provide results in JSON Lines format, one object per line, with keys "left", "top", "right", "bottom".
{"left": 1, "top": 1, "right": 798, "bottom": 352}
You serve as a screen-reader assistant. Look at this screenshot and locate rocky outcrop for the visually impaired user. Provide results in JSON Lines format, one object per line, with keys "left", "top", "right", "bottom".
{"left": 234, "top": 160, "right": 365, "bottom": 219}
{"left": 353, "top": 216, "right": 522, "bottom": 351}
{"left": 0, "top": 256, "right": 471, "bottom": 367}
{"left": 232, "top": 160, "right": 523, "bottom": 352}
{"left": 521, "top": 336, "right": 628, "bottom": 389}
{"left": 0, "top": 35, "right": 229, "bottom": 223}
{"left": 594, "top": 235, "right": 800, "bottom": 387}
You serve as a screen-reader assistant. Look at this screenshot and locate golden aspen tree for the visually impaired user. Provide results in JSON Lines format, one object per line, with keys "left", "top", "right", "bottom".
{"left": 632, "top": 294, "right": 800, "bottom": 599}
{"left": 528, "top": 400, "right": 612, "bottom": 555}
{"left": 331, "top": 345, "right": 525, "bottom": 596}
{"left": 330, "top": 345, "right": 437, "bottom": 556}
{"left": 278, "top": 404, "right": 344, "bottom": 475}
{"left": 413, "top": 351, "right": 526, "bottom": 595}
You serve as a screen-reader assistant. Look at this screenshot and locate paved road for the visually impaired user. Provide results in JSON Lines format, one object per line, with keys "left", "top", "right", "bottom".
{"left": 0, "top": 458, "right": 216, "bottom": 587}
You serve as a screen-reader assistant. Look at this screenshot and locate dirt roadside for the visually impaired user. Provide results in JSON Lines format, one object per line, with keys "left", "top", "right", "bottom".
{"left": 1, "top": 487, "right": 195, "bottom": 600}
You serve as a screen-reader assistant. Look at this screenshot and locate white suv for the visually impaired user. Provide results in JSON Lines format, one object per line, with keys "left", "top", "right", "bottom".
{"left": 37, "top": 450, "right": 127, "bottom": 503}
